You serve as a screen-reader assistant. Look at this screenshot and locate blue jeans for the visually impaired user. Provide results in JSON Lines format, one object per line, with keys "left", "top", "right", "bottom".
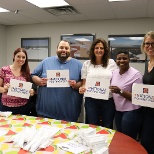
{"left": 140, "top": 107, "right": 154, "bottom": 154}
{"left": 115, "top": 107, "right": 144, "bottom": 140}
{"left": 85, "top": 97, "right": 115, "bottom": 129}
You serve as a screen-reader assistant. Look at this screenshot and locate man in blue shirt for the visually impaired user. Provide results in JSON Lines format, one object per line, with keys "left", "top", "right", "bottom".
{"left": 31, "top": 40, "right": 83, "bottom": 122}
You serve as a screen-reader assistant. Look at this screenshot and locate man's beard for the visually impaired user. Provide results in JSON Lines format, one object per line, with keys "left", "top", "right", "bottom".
{"left": 57, "top": 52, "right": 70, "bottom": 62}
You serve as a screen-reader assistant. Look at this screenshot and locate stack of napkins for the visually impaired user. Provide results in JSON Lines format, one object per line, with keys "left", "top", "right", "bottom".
{"left": 73, "top": 127, "right": 109, "bottom": 154}
{"left": 8, "top": 126, "right": 61, "bottom": 153}
{"left": 0, "top": 111, "right": 12, "bottom": 117}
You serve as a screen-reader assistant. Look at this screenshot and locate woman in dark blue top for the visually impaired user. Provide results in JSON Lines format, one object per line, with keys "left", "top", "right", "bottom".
{"left": 140, "top": 31, "right": 154, "bottom": 154}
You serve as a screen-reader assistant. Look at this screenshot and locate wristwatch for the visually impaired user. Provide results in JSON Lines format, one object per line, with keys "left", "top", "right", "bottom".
{"left": 119, "top": 89, "right": 123, "bottom": 94}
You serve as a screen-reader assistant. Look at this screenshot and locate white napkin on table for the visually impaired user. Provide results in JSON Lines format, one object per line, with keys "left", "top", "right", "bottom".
{"left": 0, "top": 111, "right": 12, "bottom": 117}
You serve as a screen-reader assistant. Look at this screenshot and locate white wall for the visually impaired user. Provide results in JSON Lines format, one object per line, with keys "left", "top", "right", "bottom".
{"left": 0, "top": 25, "right": 7, "bottom": 68}
{"left": 5, "top": 18, "right": 154, "bottom": 73}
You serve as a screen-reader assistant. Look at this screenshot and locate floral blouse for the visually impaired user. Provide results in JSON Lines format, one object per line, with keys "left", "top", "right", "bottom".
{"left": 0, "top": 66, "right": 28, "bottom": 107}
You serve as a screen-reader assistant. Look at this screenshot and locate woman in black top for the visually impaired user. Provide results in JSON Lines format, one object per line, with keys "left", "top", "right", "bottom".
{"left": 140, "top": 31, "right": 154, "bottom": 154}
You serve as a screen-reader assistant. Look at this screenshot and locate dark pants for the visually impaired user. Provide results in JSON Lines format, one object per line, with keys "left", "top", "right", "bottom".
{"left": 29, "top": 94, "right": 37, "bottom": 117}
{"left": 0, "top": 102, "right": 30, "bottom": 115}
{"left": 115, "top": 107, "right": 144, "bottom": 140}
{"left": 85, "top": 97, "right": 115, "bottom": 129}
{"left": 140, "top": 107, "right": 154, "bottom": 154}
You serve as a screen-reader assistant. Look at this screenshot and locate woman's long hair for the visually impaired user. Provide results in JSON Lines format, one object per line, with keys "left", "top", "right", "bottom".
{"left": 89, "top": 38, "right": 110, "bottom": 67}
{"left": 13, "top": 48, "right": 30, "bottom": 81}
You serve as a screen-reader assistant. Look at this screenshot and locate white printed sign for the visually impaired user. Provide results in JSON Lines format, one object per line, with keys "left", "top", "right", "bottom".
{"left": 47, "top": 70, "right": 70, "bottom": 87}
{"left": 57, "top": 140, "right": 89, "bottom": 154}
{"left": 84, "top": 77, "right": 110, "bottom": 100}
{"left": 7, "top": 79, "right": 32, "bottom": 99}
{"left": 132, "top": 83, "right": 154, "bottom": 108}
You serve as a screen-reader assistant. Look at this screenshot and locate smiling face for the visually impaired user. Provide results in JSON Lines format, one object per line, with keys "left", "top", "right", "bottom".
{"left": 143, "top": 36, "right": 154, "bottom": 57}
{"left": 57, "top": 40, "right": 70, "bottom": 62}
{"left": 13, "top": 51, "right": 26, "bottom": 66}
{"left": 116, "top": 53, "right": 130, "bottom": 71}
{"left": 94, "top": 42, "right": 104, "bottom": 59}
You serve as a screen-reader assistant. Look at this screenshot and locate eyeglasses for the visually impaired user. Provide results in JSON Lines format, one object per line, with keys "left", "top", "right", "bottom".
{"left": 144, "top": 42, "right": 154, "bottom": 48}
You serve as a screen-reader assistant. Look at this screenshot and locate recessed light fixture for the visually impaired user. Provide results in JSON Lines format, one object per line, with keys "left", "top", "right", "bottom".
{"left": 0, "top": 8, "right": 9, "bottom": 12}
{"left": 26, "top": 0, "right": 69, "bottom": 8}
{"left": 108, "top": 0, "right": 131, "bottom": 2}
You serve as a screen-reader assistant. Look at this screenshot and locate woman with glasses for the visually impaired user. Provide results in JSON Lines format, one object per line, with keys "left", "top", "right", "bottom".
{"left": 140, "top": 31, "right": 154, "bottom": 154}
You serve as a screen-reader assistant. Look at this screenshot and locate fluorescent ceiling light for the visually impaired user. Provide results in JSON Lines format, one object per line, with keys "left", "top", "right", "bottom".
{"left": 108, "top": 0, "right": 131, "bottom": 2}
{"left": 26, "top": 0, "right": 69, "bottom": 8}
{"left": 0, "top": 8, "right": 9, "bottom": 12}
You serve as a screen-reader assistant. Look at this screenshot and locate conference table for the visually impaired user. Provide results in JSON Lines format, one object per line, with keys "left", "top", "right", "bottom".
{"left": 109, "top": 132, "right": 148, "bottom": 154}
{"left": 0, "top": 114, "right": 147, "bottom": 154}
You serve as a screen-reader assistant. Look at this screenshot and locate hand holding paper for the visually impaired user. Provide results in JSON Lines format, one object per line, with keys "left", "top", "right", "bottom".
{"left": 7, "top": 79, "right": 32, "bottom": 99}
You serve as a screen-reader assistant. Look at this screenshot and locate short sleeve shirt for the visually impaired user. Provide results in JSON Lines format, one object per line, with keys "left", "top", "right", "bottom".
{"left": 81, "top": 59, "right": 118, "bottom": 98}
{"left": 111, "top": 67, "right": 143, "bottom": 111}
{"left": 0, "top": 66, "right": 28, "bottom": 107}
